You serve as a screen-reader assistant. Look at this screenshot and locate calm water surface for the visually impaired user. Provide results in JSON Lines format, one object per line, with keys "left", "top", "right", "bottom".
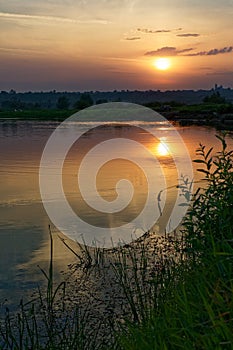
{"left": 0, "top": 119, "right": 232, "bottom": 306}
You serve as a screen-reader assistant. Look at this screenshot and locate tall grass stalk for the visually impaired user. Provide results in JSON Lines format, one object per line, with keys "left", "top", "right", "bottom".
{"left": 0, "top": 228, "right": 101, "bottom": 349}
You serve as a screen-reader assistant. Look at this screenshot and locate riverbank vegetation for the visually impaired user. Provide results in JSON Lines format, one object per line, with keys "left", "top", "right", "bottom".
{"left": 0, "top": 90, "right": 233, "bottom": 126}
{"left": 0, "top": 134, "right": 232, "bottom": 349}
{"left": 117, "top": 134, "right": 233, "bottom": 349}
{"left": 0, "top": 109, "right": 75, "bottom": 121}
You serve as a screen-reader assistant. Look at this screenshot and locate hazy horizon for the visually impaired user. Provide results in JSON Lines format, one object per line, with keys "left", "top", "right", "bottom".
{"left": 2, "top": 86, "right": 232, "bottom": 94}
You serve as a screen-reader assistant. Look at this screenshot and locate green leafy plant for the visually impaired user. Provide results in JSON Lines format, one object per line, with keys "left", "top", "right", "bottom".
{"left": 117, "top": 134, "right": 233, "bottom": 349}
{"left": 184, "top": 133, "right": 233, "bottom": 255}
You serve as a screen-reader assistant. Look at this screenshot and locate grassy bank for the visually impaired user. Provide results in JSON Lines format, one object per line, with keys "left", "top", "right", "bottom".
{"left": 0, "top": 135, "right": 232, "bottom": 349}
{"left": 0, "top": 109, "right": 76, "bottom": 121}
{"left": 1, "top": 102, "right": 233, "bottom": 126}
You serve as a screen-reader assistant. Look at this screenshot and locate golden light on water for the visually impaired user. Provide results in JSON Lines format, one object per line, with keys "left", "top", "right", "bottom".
{"left": 157, "top": 141, "right": 170, "bottom": 156}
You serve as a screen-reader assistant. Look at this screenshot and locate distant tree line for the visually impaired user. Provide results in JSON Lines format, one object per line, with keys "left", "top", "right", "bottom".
{"left": 0, "top": 93, "right": 99, "bottom": 111}
{"left": 56, "top": 93, "right": 109, "bottom": 110}
{"left": 203, "top": 92, "right": 226, "bottom": 104}
{"left": 1, "top": 87, "right": 233, "bottom": 111}
{"left": 1, "top": 99, "right": 41, "bottom": 110}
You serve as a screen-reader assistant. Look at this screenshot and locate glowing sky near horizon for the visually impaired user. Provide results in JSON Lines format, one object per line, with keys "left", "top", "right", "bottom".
{"left": 0, "top": 0, "right": 233, "bottom": 91}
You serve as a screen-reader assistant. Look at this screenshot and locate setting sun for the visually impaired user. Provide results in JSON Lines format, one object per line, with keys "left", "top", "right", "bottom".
{"left": 154, "top": 58, "right": 171, "bottom": 71}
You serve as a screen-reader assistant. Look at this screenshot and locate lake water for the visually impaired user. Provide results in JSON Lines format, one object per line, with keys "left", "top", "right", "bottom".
{"left": 0, "top": 119, "right": 233, "bottom": 307}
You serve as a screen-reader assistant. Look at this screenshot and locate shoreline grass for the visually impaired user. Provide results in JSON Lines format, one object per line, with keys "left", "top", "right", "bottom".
{"left": 0, "top": 103, "right": 233, "bottom": 126}
{"left": 0, "top": 109, "right": 76, "bottom": 121}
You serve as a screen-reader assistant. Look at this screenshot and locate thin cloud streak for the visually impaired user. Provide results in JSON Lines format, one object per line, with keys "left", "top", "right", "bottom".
{"left": 145, "top": 46, "right": 233, "bottom": 57}
{"left": 137, "top": 28, "right": 171, "bottom": 33}
{"left": 0, "top": 47, "right": 44, "bottom": 54}
{"left": 0, "top": 12, "right": 109, "bottom": 24}
{"left": 177, "top": 33, "right": 200, "bottom": 37}
{"left": 145, "top": 46, "right": 194, "bottom": 56}
{"left": 137, "top": 27, "right": 183, "bottom": 34}
{"left": 125, "top": 36, "right": 141, "bottom": 40}
{"left": 207, "top": 70, "right": 233, "bottom": 76}
{"left": 185, "top": 46, "right": 233, "bottom": 56}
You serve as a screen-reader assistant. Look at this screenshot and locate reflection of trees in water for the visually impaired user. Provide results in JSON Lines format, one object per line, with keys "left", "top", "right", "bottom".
{"left": 1, "top": 121, "right": 19, "bottom": 137}
{"left": 0, "top": 121, "right": 34, "bottom": 137}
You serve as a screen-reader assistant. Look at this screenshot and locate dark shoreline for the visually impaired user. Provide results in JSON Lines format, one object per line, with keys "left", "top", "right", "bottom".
{"left": 1, "top": 107, "right": 233, "bottom": 130}
{"left": 164, "top": 111, "right": 233, "bottom": 130}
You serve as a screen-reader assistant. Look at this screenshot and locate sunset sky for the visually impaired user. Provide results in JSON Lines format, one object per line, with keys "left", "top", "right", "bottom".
{"left": 0, "top": 0, "right": 233, "bottom": 91}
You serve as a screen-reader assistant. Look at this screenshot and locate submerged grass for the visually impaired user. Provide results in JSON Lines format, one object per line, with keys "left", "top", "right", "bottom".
{"left": 0, "top": 227, "right": 102, "bottom": 350}
{"left": 0, "top": 134, "right": 233, "bottom": 349}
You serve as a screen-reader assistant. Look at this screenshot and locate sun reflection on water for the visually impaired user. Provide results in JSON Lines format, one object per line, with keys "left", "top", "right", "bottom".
{"left": 156, "top": 140, "right": 170, "bottom": 157}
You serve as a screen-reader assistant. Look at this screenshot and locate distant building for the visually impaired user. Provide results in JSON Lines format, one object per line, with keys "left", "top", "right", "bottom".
{"left": 214, "top": 84, "right": 223, "bottom": 91}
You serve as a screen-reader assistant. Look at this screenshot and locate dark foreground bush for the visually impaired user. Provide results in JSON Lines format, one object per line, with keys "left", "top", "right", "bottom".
{"left": 117, "top": 134, "right": 233, "bottom": 350}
